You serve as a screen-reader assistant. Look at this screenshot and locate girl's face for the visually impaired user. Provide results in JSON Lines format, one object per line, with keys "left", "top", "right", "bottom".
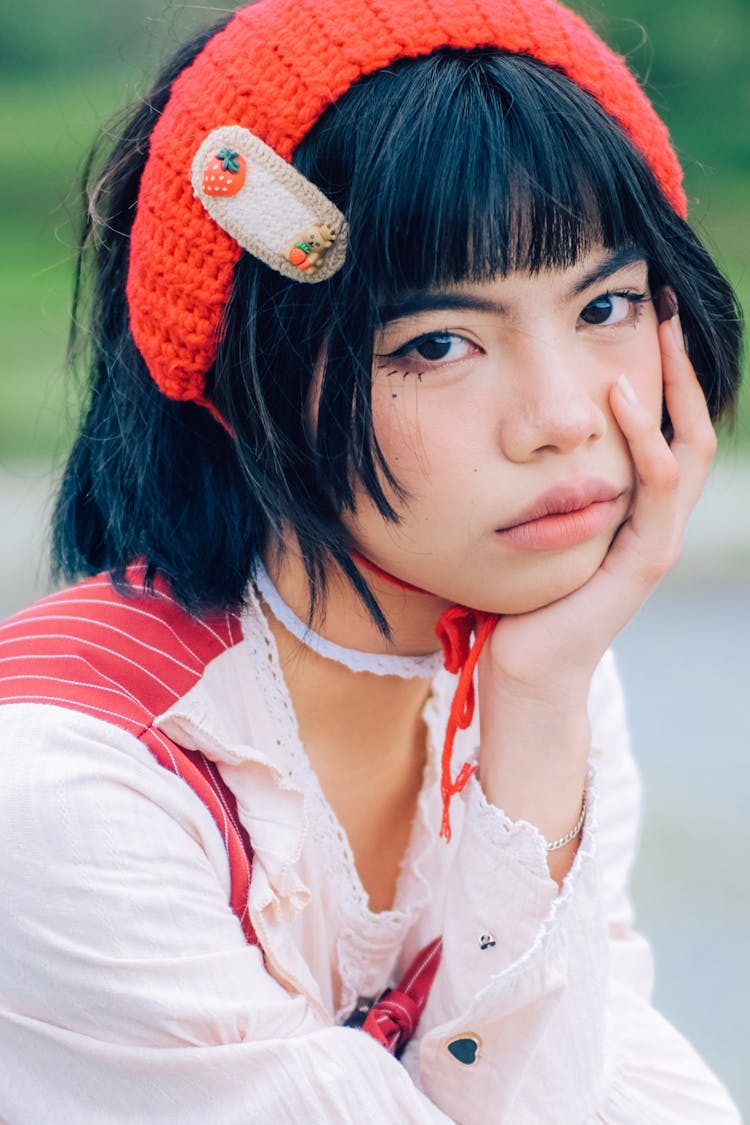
{"left": 342, "top": 247, "right": 664, "bottom": 614}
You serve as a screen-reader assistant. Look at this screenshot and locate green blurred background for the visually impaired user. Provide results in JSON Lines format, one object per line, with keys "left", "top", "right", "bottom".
{"left": 0, "top": 0, "right": 748, "bottom": 462}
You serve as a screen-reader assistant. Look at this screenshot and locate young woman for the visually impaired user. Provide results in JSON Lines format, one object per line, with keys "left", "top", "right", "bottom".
{"left": 0, "top": 0, "right": 743, "bottom": 1120}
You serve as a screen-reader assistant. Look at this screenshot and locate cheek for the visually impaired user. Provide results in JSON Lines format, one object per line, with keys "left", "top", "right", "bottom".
{"left": 370, "top": 384, "right": 452, "bottom": 488}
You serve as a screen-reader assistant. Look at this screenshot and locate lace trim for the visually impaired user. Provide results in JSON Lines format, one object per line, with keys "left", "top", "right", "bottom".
{"left": 466, "top": 766, "right": 599, "bottom": 1013}
{"left": 253, "top": 560, "right": 445, "bottom": 679}
{"left": 467, "top": 764, "right": 598, "bottom": 884}
{"left": 241, "top": 583, "right": 446, "bottom": 1018}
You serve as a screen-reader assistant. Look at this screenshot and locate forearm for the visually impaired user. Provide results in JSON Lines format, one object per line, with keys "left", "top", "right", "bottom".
{"left": 478, "top": 664, "right": 592, "bottom": 885}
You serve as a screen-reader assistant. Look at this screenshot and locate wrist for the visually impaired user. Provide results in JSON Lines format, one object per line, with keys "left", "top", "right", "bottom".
{"left": 474, "top": 761, "right": 591, "bottom": 887}
{"left": 477, "top": 700, "right": 591, "bottom": 875}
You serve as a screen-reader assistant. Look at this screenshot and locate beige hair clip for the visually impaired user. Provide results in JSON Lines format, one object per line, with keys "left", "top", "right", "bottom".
{"left": 191, "top": 125, "right": 348, "bottom": 283}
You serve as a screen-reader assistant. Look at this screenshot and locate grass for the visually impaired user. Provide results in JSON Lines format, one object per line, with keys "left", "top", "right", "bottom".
{"left": 0, "top": 71, "right": 127, "bottom": 461}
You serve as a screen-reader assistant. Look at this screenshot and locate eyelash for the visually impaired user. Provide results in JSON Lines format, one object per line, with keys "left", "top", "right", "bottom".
{"left": 578, "top": 289, "right": 649, "bottom": 327}
{"left": 375, "top": 289, "right": 650, "bottom": 379}
{"left": 375, "top": 332, "right": 476, "bottom": 381}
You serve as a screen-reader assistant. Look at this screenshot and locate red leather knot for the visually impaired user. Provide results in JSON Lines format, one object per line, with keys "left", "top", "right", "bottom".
{"left": 345, "top": 548, "right": 501, "bottom": 843}
{"left": 361, "top": 989, "right": 420, "bottom": 1054}
{"left": 360, "top": 936, "right": 443, "bottom": 1057}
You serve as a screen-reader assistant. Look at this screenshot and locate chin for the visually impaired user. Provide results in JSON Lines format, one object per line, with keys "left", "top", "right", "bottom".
{"left": 490, "top": 584, "right": 584, "bottom": 615}
{"left": 469, "top": 539, "right": 612, "bottom": 615}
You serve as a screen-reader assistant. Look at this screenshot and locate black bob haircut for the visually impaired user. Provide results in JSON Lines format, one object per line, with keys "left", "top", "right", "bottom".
{"left": 53, "top": 16, "right": 743, "bottom": 625}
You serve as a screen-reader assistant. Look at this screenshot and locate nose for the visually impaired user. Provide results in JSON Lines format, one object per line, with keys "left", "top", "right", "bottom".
{"left": 497, "top": 345, "right": 607, "bottom": 463}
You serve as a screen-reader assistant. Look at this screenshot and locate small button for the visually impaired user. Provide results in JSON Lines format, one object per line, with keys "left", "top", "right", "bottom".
{"left": 447, "top": 1034, "right": 481, "bottom": 1065}
{"left": 479, "top": 933, "right": 496, "bottom": 950}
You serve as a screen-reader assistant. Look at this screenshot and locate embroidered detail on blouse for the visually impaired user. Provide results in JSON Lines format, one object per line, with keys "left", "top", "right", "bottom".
{"left": 457, "top": 767, "right": 599, "bottom": 1013}
{"left": 157, "top": 583, "right": 601, "bottom": 1028}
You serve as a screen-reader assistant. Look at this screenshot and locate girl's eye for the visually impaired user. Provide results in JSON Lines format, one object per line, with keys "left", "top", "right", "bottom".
{"left": 579, "top": 291, "right": 647, "bottom": 327}
{"left": 384, "top": 332, "right": 475, "bottom": 367}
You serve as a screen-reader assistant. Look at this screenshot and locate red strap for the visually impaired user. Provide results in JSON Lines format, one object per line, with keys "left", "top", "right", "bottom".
{"left": 193, "top": 393, "right": 237, "bottom": 438}
{"left": 361, "top": 937, "right": 443, "bottom": 1056}
{"left": 0, "top": 570, "right": 257, "bottom": 943}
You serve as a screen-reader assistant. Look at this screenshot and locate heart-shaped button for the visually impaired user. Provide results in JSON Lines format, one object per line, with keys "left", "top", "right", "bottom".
{"left": 447, "top": 1034, "right": 480, "bottom": 1065}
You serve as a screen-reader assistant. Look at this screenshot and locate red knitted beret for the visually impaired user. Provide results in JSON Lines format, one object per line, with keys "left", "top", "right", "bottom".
{"left": 126, "top": 0, "right": 686, "bottom": 405}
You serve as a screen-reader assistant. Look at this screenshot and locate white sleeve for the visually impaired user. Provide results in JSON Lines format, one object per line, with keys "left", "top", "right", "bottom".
{"left": 404, "top": 651, "right": 740, "bottom": 1124}
{"left": 0, "top": 704, "right": 452, "bottom": 1124}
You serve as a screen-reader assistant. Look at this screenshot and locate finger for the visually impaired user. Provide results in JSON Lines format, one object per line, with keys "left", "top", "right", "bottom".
{"left": 604, "top": 372, "right": 686, "bottom": 589}
{"left": 659, "top": 309, "right": 718, "bottom": 469}
{"left": 611, "top": 372, "right": 680, "bottom": 500}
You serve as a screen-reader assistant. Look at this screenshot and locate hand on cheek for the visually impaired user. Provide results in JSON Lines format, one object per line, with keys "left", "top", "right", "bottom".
{"left": 606, "top": 299, "right": 716, "bottom": 589}
{"left": 476, "top": 299, "right": 717, "bottom": 874}
{"left": 485, "top": 304, "right": 709, "bottom": 658}
{"left": 479, "top": 304, "right": 703, "bottom": 691}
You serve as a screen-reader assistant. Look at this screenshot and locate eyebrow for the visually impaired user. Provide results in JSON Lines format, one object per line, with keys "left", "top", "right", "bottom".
{"left": 377, "top": 246, "right": 647, "bottom": 325}
{"left": 571, "top": 245, "right": 647, "bottom": 296}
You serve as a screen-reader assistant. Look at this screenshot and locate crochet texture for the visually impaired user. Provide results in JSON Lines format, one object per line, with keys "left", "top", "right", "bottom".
{"left": 127, "top": 0, "right": 686, "bottom": 402}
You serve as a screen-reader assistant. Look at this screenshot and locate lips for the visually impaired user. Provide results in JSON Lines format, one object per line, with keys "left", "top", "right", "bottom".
{"left": 499, "top": 480, "right": 625, "bottom": 529}
{"left": 496, "top": 479, "right": 628, "bottom": 552}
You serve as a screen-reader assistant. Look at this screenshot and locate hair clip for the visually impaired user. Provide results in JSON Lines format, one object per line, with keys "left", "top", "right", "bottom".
{"left": 192, "top": 125, "right": 347, "bottom": 283}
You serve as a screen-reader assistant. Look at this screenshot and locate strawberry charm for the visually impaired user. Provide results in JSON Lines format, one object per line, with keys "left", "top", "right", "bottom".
{"left": 201, "top": 147, "right": 247, "bottom": 197}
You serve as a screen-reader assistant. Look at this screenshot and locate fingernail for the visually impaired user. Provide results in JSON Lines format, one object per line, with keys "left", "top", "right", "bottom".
{"left": 617, "top": 373, "right": 639, "bottom": 406}
{"left": 670, "top": 312, "right": 686, "bottom": 352}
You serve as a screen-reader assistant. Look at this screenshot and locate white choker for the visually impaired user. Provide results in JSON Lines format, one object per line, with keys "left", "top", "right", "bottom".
{"left": 253, "top": 560, "right": 445, "bottom": 679}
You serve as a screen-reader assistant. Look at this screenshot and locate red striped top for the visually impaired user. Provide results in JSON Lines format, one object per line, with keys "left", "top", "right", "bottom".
{"left": 0, "top": 568, "right": 257, "bottom": 944}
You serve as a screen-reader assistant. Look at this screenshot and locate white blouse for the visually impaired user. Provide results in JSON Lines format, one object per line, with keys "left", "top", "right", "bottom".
{"left": 0, "top": 589, "right": 740, "bottom": 1123}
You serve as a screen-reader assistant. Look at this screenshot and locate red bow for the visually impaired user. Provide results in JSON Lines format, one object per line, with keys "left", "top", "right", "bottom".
{"left": 435, "top": 606, "right": 498, "bottom": 841}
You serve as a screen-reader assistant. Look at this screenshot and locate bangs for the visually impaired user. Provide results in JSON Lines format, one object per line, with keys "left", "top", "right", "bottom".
{"left": 300, "top": 51, "right": 654, "bottom": 300}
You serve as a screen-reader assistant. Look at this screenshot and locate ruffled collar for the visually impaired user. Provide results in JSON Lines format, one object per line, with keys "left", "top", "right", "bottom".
{"left": 153, "top": 583, "right": 476, "bottom": 1015}
{"left": 153, "top": 582, "right": 471, "bottom": 917}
